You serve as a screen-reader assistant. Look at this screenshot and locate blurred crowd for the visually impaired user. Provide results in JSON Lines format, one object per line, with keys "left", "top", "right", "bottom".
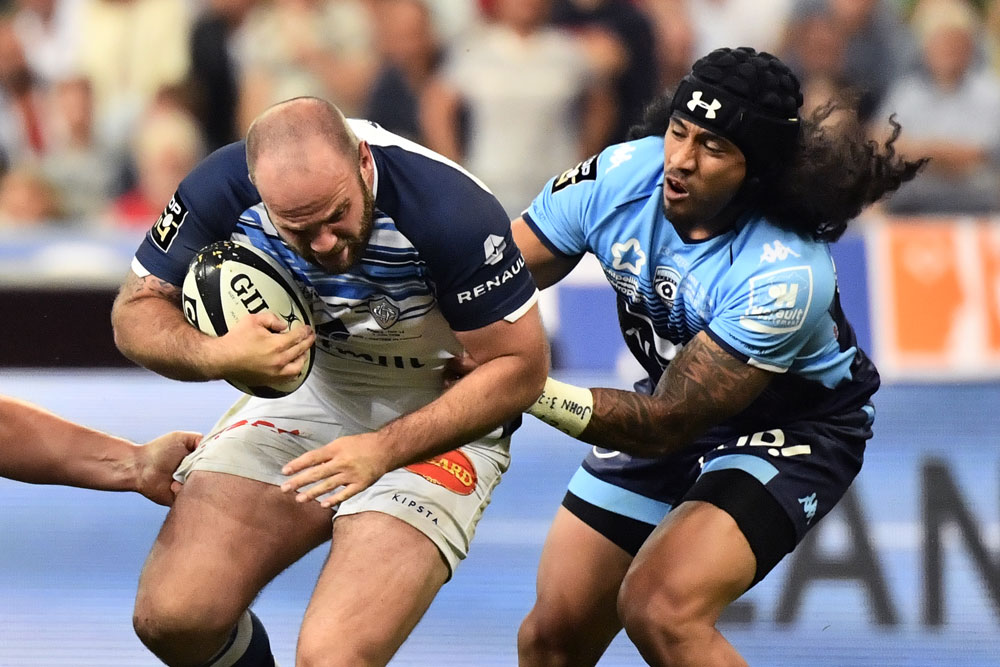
{"left": 1, "top": 0, "right": 1000, "bottom": 228}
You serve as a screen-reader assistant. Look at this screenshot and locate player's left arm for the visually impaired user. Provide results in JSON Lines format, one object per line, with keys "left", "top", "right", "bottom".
{"left": 533, "top": 252, "right": 835, "bottom": 455}
{"left": 281, "top": 305, "right": 549, "bottom": 506}
{"left": 0, "top": 396, "right": 200, "bottom": 505}
{"left": 580, "top": 331, "right": 772, "bottom": 455}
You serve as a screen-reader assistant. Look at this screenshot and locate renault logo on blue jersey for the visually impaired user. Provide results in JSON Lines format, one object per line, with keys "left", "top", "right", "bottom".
{"left": 687, "top": 91, "right": 722, "bottom": 119}
{"left": 484, "top": 234, "right": 506, "bottom": 265}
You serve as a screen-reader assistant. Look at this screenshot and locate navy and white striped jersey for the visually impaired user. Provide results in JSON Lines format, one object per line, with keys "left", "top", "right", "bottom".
{"left": 524, "top": 136, "right": 879, "bottom": 434}
{"left": 132, "top": 120, "right": 538, "bottom": 390}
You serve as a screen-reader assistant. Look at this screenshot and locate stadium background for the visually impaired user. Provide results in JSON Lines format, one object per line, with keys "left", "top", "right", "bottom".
{"left": 3, "top": 0, "right": 1000, "bottom": 664}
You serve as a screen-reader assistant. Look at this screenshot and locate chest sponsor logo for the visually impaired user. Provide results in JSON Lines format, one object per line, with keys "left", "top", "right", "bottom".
{"left": 654, "top": 266, "right": 682, "bottom": 305}
{"left": 740, "top": 266, "right": 814, "bottom": 334}
{"left": 484, "top": 234, "right": 506, "bottom": 266}
{"left": 368, "top": 296, "right": 399, "bottom": 329}
{"left": 760, "top": 240, "right": 801, "bottom": 264}
{"left": 150, "top": 192, "right": 188, "bottom": 252}
{"left": 612, "top": 238, "right": 646, "bottom": 275}
{"left": 405, "top": 449, "right": 477, "bottom": 495}
{"left": 602, "top": 267, "right": 640, "bottom": 302}
{"left": 551, "top": 154, "right": 598, "bottom": 193}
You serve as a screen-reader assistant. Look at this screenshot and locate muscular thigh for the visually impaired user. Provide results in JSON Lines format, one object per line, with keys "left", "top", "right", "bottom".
{"left": 137, "top": 471, "right": 333, "bottom": 619}
{"left": 536, "top": 506, "right": 633, "bottom": 624}
{"left": 568, "top": 410, "right": 870, "bottom": 585}
{"left": 298, "top": 511, "right": 449, "bottom": 664}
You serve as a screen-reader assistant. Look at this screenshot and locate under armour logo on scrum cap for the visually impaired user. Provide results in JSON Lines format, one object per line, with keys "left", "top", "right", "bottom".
{"left": 669, "top": 47, "right": 803, "bottom": 175}
{"left": 686, "top": 91, "right": 722, "bottom": 119}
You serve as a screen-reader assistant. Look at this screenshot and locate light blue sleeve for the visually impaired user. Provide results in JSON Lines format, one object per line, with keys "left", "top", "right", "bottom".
{"left": 524, "top": 138, "right": 663, "bottom": 258}
{"left": 523, "top": 153, "right": 600, "bottom": 257}
{"left": 707, "top": 241, "right": 837, "bottom": 372}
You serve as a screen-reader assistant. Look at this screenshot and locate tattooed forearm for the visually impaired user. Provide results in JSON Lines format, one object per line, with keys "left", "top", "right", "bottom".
{"left": 111, "top": 271, "right": 216, "bottom": 381}
{"left": 119, "top": 272, "right": 181, "bottom": 304}
{"left": 580, "top": 332, "right": 772, "bottom": 457}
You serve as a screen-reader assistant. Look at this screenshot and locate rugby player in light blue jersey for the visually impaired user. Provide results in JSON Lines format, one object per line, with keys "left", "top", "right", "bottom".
{"left": 112, "top": 97, "right": 548, "bottom": 667}
{"left": 510, "top": 47, "right": 927, "bottom": 666}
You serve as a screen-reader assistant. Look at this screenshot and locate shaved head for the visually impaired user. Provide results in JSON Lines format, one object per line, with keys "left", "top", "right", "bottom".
{"left": 245, "top": 96, "right": 377, "bottom": 274}
{"left": 246, "top": 97, "right": 359, "bottom": 181}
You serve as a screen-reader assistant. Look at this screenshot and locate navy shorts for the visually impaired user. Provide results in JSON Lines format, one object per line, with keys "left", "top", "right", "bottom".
{"left": 562, "top": 403, "right": 873, "bottom": 585}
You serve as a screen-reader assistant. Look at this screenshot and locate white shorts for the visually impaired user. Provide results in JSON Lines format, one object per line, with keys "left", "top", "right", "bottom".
{"left": 174, "top": 381, "right": 511, "bottom": 576}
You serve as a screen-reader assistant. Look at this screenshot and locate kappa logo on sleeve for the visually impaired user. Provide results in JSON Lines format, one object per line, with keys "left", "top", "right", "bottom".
{"left": 739, "top": 266, "right": 814, "bottom": 334}
{"left": 551, "top": 155, "right": 598, "bottom": 193}
{"left": 760, "top": 239, "right": 801, "bottom": 264}
{"left": 605, "top": 144, "right": 636, "bottom": 173}
{"left": 150, "top": 192, "right": 189, "bottom": 252}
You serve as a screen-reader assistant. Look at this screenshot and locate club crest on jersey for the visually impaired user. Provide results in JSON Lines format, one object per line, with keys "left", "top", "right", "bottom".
{"left": 654, "top": 266, "right": 682, "bottom": 305}
{"left": 552, "top": 155, "right": 598, "bottom": 193}
{"left": 686, "top": 91, "right": 722, "bottom": 119}
{"left": 369, "top": 296, "right": 400, "bottom": 329}
{"left": 151, "top": 192, "right": 188, "bottom": 252}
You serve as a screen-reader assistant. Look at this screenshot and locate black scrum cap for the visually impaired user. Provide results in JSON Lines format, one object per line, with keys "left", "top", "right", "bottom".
{"left": 670, "top": 47, "right": 804, "bottom": 175}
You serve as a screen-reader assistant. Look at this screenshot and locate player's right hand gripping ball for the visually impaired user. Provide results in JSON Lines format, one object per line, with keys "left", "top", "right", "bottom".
{"left": 182, "top": 240, "right": 314, "bottom": 398}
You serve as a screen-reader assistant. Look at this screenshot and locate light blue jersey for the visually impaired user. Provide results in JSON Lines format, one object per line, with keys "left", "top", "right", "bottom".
{"left": 525, "top": 136, "right": 878, "bottom": 432}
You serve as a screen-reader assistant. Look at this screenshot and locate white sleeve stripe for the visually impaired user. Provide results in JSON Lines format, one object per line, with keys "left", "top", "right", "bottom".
{"left": 748, "top": 357, "right": 788, "bottom": 373}
{"left": 503, "top": 290, "right": 539, "bottom": 323}
{"left": 130, "top": 257, "right": 151, "bottom": 277}
{"left": 348, "top": 118, "right": 495, "bottom": 195}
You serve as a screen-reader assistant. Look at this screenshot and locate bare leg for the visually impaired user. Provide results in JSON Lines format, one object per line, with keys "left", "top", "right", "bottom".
{"left": 619, "top": 500, "right": 756, "bottom": 667}
{"left": 133, "top": 471, "right": 333, "bottom": 666}
{"left": 518, "top": 507, "right": 633, "bottom": 667}
{"left": 296, "top": 511, "right": 450, "bottom": 667}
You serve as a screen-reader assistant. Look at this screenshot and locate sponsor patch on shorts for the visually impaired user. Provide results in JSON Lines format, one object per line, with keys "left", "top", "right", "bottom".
{"left": 405, "top": 449, "right": 477, "bottom": 495}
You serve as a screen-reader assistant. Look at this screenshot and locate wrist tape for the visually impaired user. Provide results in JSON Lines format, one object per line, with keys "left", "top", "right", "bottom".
{"left": 526, "top": 377, "right": 594, "bottom": 438}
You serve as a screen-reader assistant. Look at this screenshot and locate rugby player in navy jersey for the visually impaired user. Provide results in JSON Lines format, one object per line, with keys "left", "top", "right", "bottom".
{"left": 0, "top": 395, "right": 198, "bottom": 505}
{"left": 502, "top": 48, "right": 927, "bottom": 666}
{"left": 111, "top": 97, "right": 548, "bottom": 667}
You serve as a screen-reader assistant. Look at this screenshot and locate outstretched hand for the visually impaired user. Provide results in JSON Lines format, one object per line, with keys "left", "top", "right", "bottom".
{"left": 134, "top": 430, "right": 201, "bottom": 506}
{"left": 280, "top": 433, "right": 390, "bottom": 508}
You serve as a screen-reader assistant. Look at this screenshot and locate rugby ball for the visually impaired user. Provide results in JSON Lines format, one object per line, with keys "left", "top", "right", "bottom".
{"left": 181, "top": 240, "right": 314, "bottom": 398}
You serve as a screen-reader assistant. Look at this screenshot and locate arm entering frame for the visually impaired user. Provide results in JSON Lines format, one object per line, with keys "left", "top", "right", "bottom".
{"left": 526, "top": 332, "right": 774, "bottom": 457}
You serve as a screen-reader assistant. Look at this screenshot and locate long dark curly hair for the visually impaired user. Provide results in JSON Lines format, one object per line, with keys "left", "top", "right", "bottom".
{"left": 628, "top": 94, "right": 928, "bottom": 242}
